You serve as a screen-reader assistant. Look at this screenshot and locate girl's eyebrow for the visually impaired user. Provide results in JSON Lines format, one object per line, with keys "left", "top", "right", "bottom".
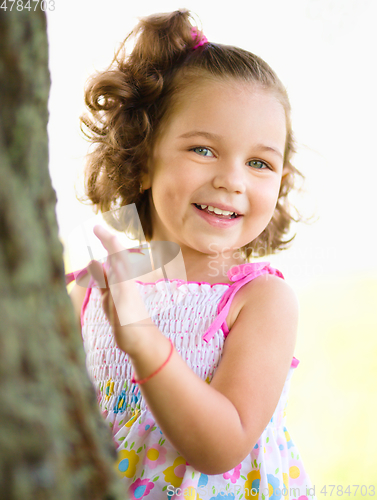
{"left": 254, "top": 144, "right": 283, "bottom": 160}
{"left": 178, "top": 130, "right": 222, "bottom": 141}
{"left": 178, "top": 130, "right": 283, "bottom": 160}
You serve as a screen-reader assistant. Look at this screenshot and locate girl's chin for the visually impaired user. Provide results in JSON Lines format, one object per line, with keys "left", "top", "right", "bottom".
{"left": 187, "top": 238, "right": 245, "bottom": 257}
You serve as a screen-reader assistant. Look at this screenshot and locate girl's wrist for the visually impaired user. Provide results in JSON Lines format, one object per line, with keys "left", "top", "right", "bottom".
{"left": 128, "top": 326, "right": 174, "bottom": 384}
{"left": 118, "top": 317, "right": 159, "bottom": 358}
{"left": 131, "top": 338, "right": 174, "bottom": 384}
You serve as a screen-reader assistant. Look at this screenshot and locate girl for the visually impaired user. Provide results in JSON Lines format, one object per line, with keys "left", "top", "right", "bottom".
{"left": 66, "top": 9, "right": 316, "bottom": 500}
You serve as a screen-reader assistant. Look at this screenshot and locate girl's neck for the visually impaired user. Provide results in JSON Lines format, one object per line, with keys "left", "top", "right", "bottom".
{"left": 146, "top": 241, "right": 246, "bottom": 285}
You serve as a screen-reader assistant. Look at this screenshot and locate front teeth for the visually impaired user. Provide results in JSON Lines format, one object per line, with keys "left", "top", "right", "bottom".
{"left": 199, "top": 204, "right": 236, "bottom": 216}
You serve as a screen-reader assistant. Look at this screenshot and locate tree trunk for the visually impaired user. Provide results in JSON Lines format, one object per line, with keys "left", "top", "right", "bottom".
{"left": 0, "top": 8, "right": 123, "bottom": 499}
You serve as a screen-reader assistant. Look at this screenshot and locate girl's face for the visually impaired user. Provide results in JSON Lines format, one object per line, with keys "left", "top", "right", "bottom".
{"left": 144, "top": 78, "right": 287, "bottom": 264}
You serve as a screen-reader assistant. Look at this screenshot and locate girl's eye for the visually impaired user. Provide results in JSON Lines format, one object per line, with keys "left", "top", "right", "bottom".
{"left": 191, "top": 147, "right": 214, "bottom": 157}
{"left": 248, "top": 160, "right": 270, "bottom": 170}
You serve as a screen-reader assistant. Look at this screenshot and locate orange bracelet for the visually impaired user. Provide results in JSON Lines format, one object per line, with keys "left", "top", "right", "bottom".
{"left": 131, "top": 339, "right": 174, "bottom": 385}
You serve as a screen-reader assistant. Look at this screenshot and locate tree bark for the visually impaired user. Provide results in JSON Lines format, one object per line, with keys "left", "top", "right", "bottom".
{"left": 0, "top": 8, "right": 123, "bottom": 499}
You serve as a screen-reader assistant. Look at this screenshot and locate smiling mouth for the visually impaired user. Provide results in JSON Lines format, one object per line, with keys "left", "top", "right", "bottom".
{"left": 193, "top": 203, "right": 239, "bottom": 219}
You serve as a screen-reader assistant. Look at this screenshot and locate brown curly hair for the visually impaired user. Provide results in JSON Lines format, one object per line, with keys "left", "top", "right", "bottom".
{"left": 78, "top": 9, "right": 303, "bottom": 259}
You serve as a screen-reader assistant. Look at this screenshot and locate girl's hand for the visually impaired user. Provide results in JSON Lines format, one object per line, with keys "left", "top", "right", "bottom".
{"left": 87, "top": 224, "right": 152, "bottom": 355}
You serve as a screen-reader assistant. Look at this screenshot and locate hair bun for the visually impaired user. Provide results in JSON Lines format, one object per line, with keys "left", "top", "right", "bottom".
{"left": 128, "top": 10, "right": 198, "bottom": 73}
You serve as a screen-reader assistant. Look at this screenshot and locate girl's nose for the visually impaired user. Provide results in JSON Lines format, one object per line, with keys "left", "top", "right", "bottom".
{"left": 212, "top": 159, "right": 246, "bottom": 194}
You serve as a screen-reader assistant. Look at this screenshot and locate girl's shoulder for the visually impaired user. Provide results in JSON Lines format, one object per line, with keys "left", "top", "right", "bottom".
{"left": 226, "top": 265, "right": 298, "bottom": 333}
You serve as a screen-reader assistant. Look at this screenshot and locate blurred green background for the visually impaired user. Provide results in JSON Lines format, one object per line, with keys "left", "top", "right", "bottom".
{"left": 287, "top": 271, "right": 377, "bottom": 496}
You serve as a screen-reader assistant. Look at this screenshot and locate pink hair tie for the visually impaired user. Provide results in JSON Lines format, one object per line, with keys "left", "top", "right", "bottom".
{"left": 191, "top": 27, "right": 208, "bottom": 50}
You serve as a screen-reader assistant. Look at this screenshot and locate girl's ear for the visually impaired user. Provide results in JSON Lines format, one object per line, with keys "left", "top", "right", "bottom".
{"left": 281, "top": 166, "right": 290, "bottom": 179}
{"left": 142, "top": 155, "right": 154, "bottom": 191}
{"left": 141, "top": 172, "right": 151, "bottom": 191}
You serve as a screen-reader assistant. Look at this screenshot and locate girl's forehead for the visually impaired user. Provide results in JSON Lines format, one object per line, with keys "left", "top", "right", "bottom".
{"left": 159, "top": 78, "right": 286, "bottom": 142}
{"left": 169, "top": 78, "right": 284, "bottom": 121}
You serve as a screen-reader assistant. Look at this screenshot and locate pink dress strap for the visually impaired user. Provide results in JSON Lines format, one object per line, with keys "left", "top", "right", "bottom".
{"left": 202, "top": 262, "right": 282, "bottom": 343}
{"left": 65, "top": 267, "right": 89, "bottom": 285}
{"left": 202, "top": 261, "right": 300, "bottom": 368}
{"left": 65, "top": 266, "right": 96, "bottom": 328}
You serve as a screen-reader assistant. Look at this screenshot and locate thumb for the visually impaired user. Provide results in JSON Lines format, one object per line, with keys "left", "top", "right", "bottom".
{"left": 87, "top": 259, "right": 108, "bottom": 289}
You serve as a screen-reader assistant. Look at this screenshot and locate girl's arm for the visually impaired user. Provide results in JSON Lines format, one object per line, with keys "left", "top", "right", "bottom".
{"left": 69, "top": 283, "right": 87, "bottom": 332}
{"left": 89, "top": 226, "right": 298, "bottom": 475}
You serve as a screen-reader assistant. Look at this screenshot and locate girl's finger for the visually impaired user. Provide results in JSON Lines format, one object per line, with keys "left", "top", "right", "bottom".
{"left": 93, "top": 225, "right": 125, "bottom": 255}
{"left": 87, "top": 259, "right": 108, "bottom": 288}
{"left": 93, "top": 224, "right": 131, "bottom": 283}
